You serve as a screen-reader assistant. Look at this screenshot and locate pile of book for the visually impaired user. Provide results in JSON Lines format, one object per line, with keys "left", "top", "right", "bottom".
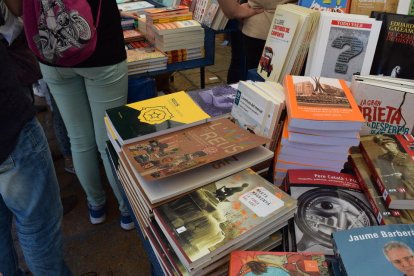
{"left": 105, "top": 91, "right": 297, "bottom": 275}
{"left": 230, "top": 80, "right": 286, "bottom": 152}
{"left": 193, "top": 0, "right": 229, "bottom": 30}
{"left": 257, "top": 4, "right": 320, "bottom": 83}
{"left": 144, "top": 6, "right": 205, "bottom": 64}
{"left": 125, "top": 41, "right": 168, "bottom": 75}
{"left": 273, "top": 75, "right": 365, "bottom": 186}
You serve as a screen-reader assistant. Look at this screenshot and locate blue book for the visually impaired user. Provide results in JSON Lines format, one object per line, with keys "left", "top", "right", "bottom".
{"left": 332, "top": 224, "right": 414, "bottom": 276}
{"left": 298, "top": 0, "right": 351, "bottom": 13}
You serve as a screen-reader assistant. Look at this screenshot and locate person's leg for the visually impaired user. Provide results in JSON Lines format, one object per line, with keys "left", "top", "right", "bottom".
{"left": 242, "top": 34, "right": 266, "bottom": 74}
{"left": 39, "top": 64, "right": 106, "bottom": 211}
{"left": 0, "top": 118, "right": 71, "bottom": 276}
{"left": 76, "top": 61, "right": 129, "bottom": 215}
{"left": 227, "top": 29, "right": 246, "bottom": 84}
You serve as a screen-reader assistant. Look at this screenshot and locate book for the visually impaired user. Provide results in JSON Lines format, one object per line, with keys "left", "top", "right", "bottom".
{"left": 257, "top": 4, "right": 320, "bottom": 83}
{"left": 332, "top": 224, "right": 414, "bottom": 276}
{"left": 284, "top": 75, "right": 365, "bottom": 131}
{"left": 359, "top": 134, "right": 414, "bottom": 209}
{"left": 350, "top": 152, "right": 414, "bottom": 225}
{"left": 151, "top": 20, "right": 203, "bottom": 35}
{"left": 397, "top": 0, "right": 414, "bottom": 15}
{"left": 229, "top": 251, "right": 330, "bottom": 276}
{"left": 305, "top": 12, "right": 382, "bottom": 82}
{"left": 370, "top": 13, "right": 414, "bottom": 80}
{"left": 351, "top": 75, "right": 414, "bottom": 135}
{"left": 126, "top": 47, "right": 167, "bottom": 65}
{"left": 350, "top": 0, "right": 398, "bottom": 15}
{"left": 123, "top": 29, "right": 145, "bottom": 43}
{"left": 153, "top": 168, "right": 297, "bottom": 271}
{"left": 187, "top": 84, "right": 237, "bottom": 120}
{"left": 299, "top": 0, "right": 351, "bottom": 13}
{"left": 117, "top": 1, "right": 155, "bottom": 12}
{"left": 286, "top": 169, "right": 377, "bottom": 255}
{"left": 105, "top": 91, "right": 210, "bottom": 146}
{"left": 122, "top": 118, "right": 269, "bottom": 181}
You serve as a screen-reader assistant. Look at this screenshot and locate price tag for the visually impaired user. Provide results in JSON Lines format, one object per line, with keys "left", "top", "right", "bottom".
{"left": 239, "top": 187, "right": 284, "bottom": 217}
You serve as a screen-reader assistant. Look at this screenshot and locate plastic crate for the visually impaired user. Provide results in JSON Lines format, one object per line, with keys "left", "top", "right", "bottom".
{"left": 127, "top": 77, "right": 156, "bottom": 103}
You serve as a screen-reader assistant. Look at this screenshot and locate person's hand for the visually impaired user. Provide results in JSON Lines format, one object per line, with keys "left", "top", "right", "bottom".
{"left": 238, "top": 3, "right": 264, "bottom": 19}
{"left": 120, "top": 11, "right": 139, "bottom": 19}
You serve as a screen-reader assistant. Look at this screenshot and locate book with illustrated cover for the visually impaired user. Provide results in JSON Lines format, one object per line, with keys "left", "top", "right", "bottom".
{"left": 286, "top": 169, "right": 377, "bottom": 255}
{"left": 332, "top": 224, "right": 414, "bottom": 276}
{"left": 105, "top": 91, "right": 210, "bottom": 146}
{"left": 299, "top": 0, "right": 351, "bottom": 13}
{"left": 229, "top": 251, "right": 329, "bottom": 276}
{"left": 305, "top": 12, "right": 382, "bottom": 82}
{"left": 123, "top": 29, "right": 145, "bottom": 43}
{"left": 284, "top": 75, "right": 365, "bottom": 131}
{"left": 187, "top": 84, "right": 237, "bottom": 120}
{"left": 359, "top": 134, "right": 414, "bottom": 209}
{"left": 350, "top": 75, "right": 414, "bottom": 135}
{"left": 370, "top": 13, "right": 414, "bottom": 80}
{"left": 350, "top": 152, "right": 414, "bottom": 225}
{"left": 122, "top": 118, "right": 269, "bottom": 181}
{"left": 153, "top": 168, "right": 297, "bottom": 271}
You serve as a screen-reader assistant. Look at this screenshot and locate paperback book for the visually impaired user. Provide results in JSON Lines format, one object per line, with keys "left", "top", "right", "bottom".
{"left": 122, "top": 118, "right": 269, "bottom": 181}
{"left": 286, "top": 169, "right": 377, "bottom": 255}
{"left": 299, "top": 0, "right": 351, "bottom": 13}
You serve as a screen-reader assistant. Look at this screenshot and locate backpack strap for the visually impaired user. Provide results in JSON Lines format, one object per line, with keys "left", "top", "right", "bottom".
{"left": 95, "top": 0, "right": 102, "bottom": 28}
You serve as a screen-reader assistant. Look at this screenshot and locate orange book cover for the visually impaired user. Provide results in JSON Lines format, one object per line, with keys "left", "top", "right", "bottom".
{"left": 284, "top": 75, "right": 364, "bottom": 129}
{"left": 229, "top": 251, "right": 329, "bottom": 276}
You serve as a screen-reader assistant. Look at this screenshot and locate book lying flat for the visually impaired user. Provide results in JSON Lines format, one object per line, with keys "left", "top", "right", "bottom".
{"left": 122, "top": 118, "right": 269, "bottom": 181}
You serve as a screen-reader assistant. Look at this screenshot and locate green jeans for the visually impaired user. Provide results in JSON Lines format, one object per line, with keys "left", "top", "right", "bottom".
{"left": 40, "top": 61, "right": 128, "bottom": 213}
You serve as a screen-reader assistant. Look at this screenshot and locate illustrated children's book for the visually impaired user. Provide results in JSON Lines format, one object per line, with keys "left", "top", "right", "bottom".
{"left": 299, "top": 0, "right": 351, "bottom": 13}
{"left": 122, "top": 118, "right": 269, "bottom": 181}
{"left": 229, "top": 251, "right": 330, "bottom": 276}
{"left": 105, "top": 91, "right": 210, "bottom": 146}
{"left": 332, "top": 224, "right": 414, "bottom": 276}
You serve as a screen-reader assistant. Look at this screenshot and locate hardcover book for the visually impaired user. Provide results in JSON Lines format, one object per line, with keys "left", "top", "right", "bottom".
{"left": 105, "top": 91, "right": 210, "bottom": 146}
{"left": 286, "top": 169, "right": 377, "bottom": 255}
{"left": 332, "top": 224, "right": 414, "bottom": 276}
{"left": 284, "top": 75, "right": 365, "bottom": 131}
{"left": 122, "top": 118, "right": 269, "bottom": 181}
{"left": 351, "top": 75, "right": 414, "bottom": 135}
{"left": 359, "top": 134, "right": 414, "bottom": 209}
{"left": 153, "top": 168, "right": 297, "bottom": 271}
{"left": 370, "top": 13, "right": 414, "bottom": 80}
{"left": 305, "top": 12, "right": 382, "bottom": 82}
{"left": 229, "top": 251, "right": 329, "bottom": 276}
{"left": 350, "top": 152, "right": 414, "bottom": 225}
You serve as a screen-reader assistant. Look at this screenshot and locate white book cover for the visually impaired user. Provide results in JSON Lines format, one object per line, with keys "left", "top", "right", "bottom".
{"left": 306, "top": 12, "right": 382, "bottom": 82}
{"left": 351, "top": 76, "right": 414, "bottom": 135}
{"left": 257, "top": 5, "right": 300, "bottom": 81}
{"left": 118, "top": 1, "right": 154, "bottom": 11}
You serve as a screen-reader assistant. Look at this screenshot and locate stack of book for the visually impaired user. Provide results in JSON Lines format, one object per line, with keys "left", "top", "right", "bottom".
{"left": 230, "top": 81, "right": 286, "bottom": 152}
{"left": 332, "top": 224, "right": 414, "bottom": 276}
{"left": 105, "top": 90, "right": 297, "bottom": 275}
{"left": 144, "top": 6, "right": 205, "bottom": 63}
{"left": 305, "top": 11, "right": 382, "bottom": 82}
{"left": 193, "top": 0, "right": 229, "bottom": 30}
{"left": 123, "top": 29, "right": 145, "bottom": 43}
{"left": 273, "top": 75, "right": 365, "bottom": 186}
{"left": 125, "top": 43, "right": 168, "bottom": 75}
{"left": 283, "top": 169, "right": 377, "bottom": 255}
{"left": 257, "top": 4, "right": 320, "bottom": 83}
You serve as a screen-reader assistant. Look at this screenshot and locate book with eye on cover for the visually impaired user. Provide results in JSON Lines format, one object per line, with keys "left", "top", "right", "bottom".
{"left": 359, "top": 134, "right": 414, "bottom": 210}
{"left": 105, "top": 91, "right": 210, "bottom": 146}
{"left": 122, "top": 118, "right": 269, "bottom": 181}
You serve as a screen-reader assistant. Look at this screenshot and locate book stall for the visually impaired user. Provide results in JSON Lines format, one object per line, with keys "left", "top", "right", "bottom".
{"left": 108, "top": 0, "right": 414, "bottom": 275}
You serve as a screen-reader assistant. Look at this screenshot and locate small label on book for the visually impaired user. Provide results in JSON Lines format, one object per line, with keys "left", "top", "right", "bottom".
{"left": 239, "top": 187, "right": 284, "bottom": 217}
{"left": 176, "top": 226, "right": 187, "bottom": 234}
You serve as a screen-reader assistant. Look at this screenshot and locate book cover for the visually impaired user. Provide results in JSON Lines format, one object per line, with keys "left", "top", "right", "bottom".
{"left": 122, "top": 118, "right": 269, "bottom": 181}
{"left": 350, "top": 153, "right": 414, "bottom": 225}
{"left": 153, "top": 168, "right": 297, "bottom": 270}
{"left": 350, "top": 0, "right": 398, "bottom": 15}
{"left": 187, "top": 84, "right": 237, "bottom": 119}
{"left": 117, "top": 1, "right": 154, "bottom": 12}
{"left": 105, "top": 91, "right": 210, "bottom": 145}
{"left": 126, "top": 47, "right": 167, "bottom": 64}
{"left": 229, "top": 251, "right": 329, "bottom": 276}
{"left": 286, "top": 169, "right": 377, "bottom": 255}
{"left": 370, "top": 13, "right": 414, "bottom": 80}
{"left": 299, "top": 0, "right": 351, "bottom": 13}
{"left": 359, "top": 134, "right": 414, "bottom": 209}
{"left": 284, "top": 75, "right": 365, "bottom": 130}
{"left": 351, "top": 75, "right": 414, "bottom": 135}
{"left": 332, "top": 224, "right": 414, "bottom": 276}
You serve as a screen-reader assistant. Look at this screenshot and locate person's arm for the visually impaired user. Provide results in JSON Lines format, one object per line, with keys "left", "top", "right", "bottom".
{"left": 217, "top": 0, "right": 263, "bottom": 20}
{"left": 4, "top": 0, "right": 22, "bottom": 17}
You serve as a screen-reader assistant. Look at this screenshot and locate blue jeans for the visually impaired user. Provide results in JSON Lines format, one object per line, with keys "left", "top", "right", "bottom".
{"left": 39, "top": 61, "right": 128, "bottom": 213}
{"left": 0, "top": 118, "right": 71, "bottom": 276}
